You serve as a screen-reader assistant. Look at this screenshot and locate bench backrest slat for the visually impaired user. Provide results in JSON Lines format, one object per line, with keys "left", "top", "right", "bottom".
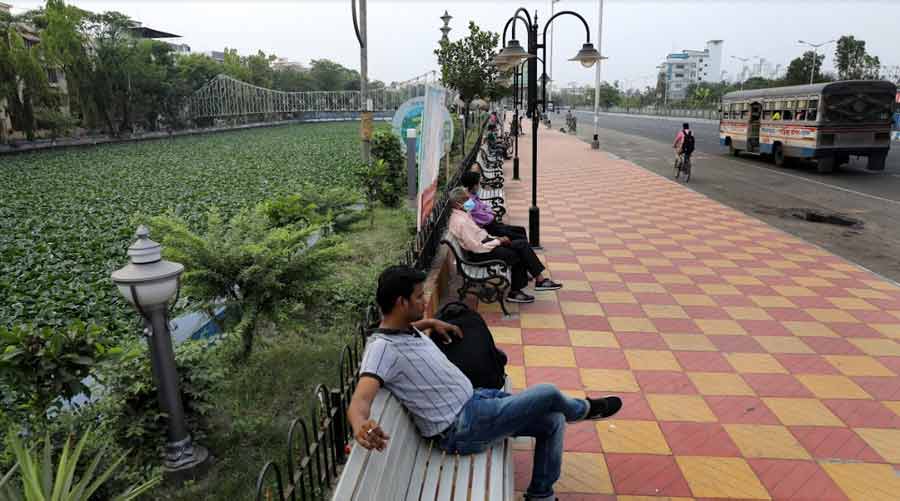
{"left": 353, "top": 395, "right": 412, "bottom": 499}
{"left": 487, "top": 441, "right": 506, "bottom": 500}
{"left": 451, "top": 455, "right": 474, "bottom": 501}
{"left": 403, "top": 440, "right": 435, "bottom": 501}
{"left": 377, "top": 399, "right": 428, "bottom": 501}
{"left": 436, "top": 453, "right": 460, "bottom": 501}
{"left": 468, "top": 451, "right": 489, "bottom": 501}
{"left": 419, "top": 447, "right": 449, "bottom": 500}
{"left": 332, "top": 390, "right": 391, "bottom": 498}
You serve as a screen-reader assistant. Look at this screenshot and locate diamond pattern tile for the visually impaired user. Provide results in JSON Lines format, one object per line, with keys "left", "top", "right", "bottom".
{"left": 478, "top": 122, "right": 900, "bottom": 499}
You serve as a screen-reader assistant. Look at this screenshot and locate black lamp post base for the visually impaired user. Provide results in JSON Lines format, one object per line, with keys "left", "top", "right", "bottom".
{"left": 528, "top": 205, "right": 540, "bottom": 248}
{"left": 513, "top": 157, "right": 520, "bottom": 180}
{"left": 163, "top": 443, "right": 211, "bottom": 486}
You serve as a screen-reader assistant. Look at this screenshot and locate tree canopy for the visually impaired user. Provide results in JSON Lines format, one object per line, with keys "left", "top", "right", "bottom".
{"left": 434, "top": 21, "right": 505, "bottom": 105}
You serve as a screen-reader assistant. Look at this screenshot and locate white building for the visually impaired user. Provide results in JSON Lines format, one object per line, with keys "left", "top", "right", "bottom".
{"left": 660, "top": 40, "right": 724, "bottom": 101}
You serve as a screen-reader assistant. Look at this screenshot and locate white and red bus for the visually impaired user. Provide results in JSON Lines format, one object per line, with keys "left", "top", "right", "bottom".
{"left": 720, "top": 80, "right": 896, "bottom": 173}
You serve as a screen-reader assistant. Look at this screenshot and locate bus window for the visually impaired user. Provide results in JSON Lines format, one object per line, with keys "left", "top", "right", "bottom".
{"left": 741, "top": 109, "right": 749, "bottom": 119}
{"left": 808, "top": 99, "right": 819, "bottom": 121}
{"left": 763, "top": 110, "right": 773, "bottom": 120}
{"left": 783, "top": 110, "right": 794, "bottom": 120}
{"left": 796, "top": 110, "right": 806, "bottom": 120}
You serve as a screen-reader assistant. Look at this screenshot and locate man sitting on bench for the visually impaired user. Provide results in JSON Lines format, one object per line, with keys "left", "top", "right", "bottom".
{"left": 460, "top": 171, "right": 527, "bottom": 241}
{"left": 448, "top": 187, "right": 561, "bottom": 303}
{"left": 348, "top": 265, "right": 623, "bottom": 501}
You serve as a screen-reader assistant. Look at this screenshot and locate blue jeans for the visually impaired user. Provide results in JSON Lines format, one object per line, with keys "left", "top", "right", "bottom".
{"left": 438, "top": 384, "right": 589, "bottom": 500}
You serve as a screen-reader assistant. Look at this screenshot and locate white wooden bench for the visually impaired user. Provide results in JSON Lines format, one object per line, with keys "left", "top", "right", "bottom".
{"left": 332, "top": 380, "right": 514, "bottom": 501}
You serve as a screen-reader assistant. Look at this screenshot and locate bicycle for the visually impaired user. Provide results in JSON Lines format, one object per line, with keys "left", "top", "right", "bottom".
{"left": 674, "top": 152, "right": 692, "bottom": 183}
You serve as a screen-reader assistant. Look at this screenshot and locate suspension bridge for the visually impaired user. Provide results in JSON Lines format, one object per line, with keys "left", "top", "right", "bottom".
{"left": 187, "top": 72, "right": 456, "bottom": 120}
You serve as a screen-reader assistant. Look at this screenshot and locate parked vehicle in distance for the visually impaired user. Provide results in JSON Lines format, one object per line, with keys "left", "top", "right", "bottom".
{"left": 719, "top": 80, "right": 896, "bottom": 173}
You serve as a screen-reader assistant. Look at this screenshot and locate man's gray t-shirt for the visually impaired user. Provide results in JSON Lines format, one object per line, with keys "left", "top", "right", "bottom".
{"left": 359, "top": 328, "right": 474, "bottom": 437}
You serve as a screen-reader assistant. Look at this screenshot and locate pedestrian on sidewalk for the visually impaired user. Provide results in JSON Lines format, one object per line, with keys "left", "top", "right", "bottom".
{"left": 460, "top": 171, "right": 527, "bottom": 241}
{"left": 447, "top": 187, "right": 561, "bottom": 303}
{"left": 347, "top": 265, "right": 623, "bottom": 501}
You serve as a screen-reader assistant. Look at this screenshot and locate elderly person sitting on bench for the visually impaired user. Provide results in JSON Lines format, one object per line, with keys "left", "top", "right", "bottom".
{"left": 348, "top": 265, "right": 623, "bottom": 501}
{"left": 447, "top": 186, "right": 561, "bottom": 304}
{"left": 460, "top": 171, "right": 527, "bottom": 241}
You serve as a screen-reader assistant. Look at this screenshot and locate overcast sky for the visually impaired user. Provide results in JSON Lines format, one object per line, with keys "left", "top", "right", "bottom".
{"left": 9, "top": 0, "right": 900, "bottom": 90}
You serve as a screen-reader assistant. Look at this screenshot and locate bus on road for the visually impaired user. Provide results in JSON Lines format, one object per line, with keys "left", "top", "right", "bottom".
{"left": 719, "top": 80, "right": 896, "bottom": 173}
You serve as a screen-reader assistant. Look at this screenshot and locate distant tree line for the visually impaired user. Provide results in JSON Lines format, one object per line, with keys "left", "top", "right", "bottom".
{"left": 550, "top": 34, "right": 892, "bottom": 111}
{"left": 0, "top": 0, "right": 381, "bottom": 142}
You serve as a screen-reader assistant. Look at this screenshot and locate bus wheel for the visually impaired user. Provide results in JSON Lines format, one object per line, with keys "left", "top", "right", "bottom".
{"left": 837, "top": 153, "right": 850, "bottom": 166}
{"left": 867, "top": 152, "right": 887, "bottom": 171}
{"left": 729, "top": 142, "right": 740, "bottom": 157}
{"left": 773, "top": 143, "right": 786, "bottom": 167}
{"left": 817, "top": 156, "right": 836, "bottom": 174}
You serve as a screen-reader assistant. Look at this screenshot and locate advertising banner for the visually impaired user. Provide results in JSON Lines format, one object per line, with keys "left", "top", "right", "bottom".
{"left": 417, "top": 85, "right": 448, "bottom": 230}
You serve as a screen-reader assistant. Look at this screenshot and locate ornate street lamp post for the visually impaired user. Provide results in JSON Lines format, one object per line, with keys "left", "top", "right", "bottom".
{"left": 111, "top": 226, "right": 209, "bottom": 481}
{"left": 498, "top": 8, "right": 602, "bottom": 248}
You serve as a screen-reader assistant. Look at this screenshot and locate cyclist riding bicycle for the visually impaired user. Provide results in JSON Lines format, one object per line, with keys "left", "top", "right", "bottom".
{"left": 673, "top": 122, "right": 695, "bottom": 167}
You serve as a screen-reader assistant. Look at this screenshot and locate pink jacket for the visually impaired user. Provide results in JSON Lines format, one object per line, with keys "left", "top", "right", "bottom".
{"left": 449, "top": 209, "right": 500, "bottom": 254}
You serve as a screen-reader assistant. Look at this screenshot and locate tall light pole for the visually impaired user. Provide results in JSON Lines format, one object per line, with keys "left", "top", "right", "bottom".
{"left": 798, "top": 39, "right": 836, "bottom": 85}
{"left": 498, "top": 7, "right": 602, "bottom": 248}
{"left": 549, "top": 0, "right": 560, "bottom": 111}
{"left": 591, "top": 0, "right": 606, "bottom": 149}
{"left": 352, "top": 0, "right": 370, "bottom": 165}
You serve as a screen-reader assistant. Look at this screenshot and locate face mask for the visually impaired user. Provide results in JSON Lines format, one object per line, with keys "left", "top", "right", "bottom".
{"left": 462, "top": 199, "right": 476, "bottom": 212}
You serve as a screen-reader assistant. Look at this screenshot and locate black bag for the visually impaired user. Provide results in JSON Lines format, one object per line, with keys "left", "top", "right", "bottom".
{"left": 682, "top": 131, "right": 695, "bottom": 154}
{"left": 434, "top": 302, "right": 507, "bottom": 390}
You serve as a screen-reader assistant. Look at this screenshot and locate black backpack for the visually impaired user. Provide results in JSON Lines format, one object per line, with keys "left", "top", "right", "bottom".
{"left": 433, "top": 302, "right": 507, "bottom": 390}
{"left": 682, "top": 130, "right": 695, "bottom": 154}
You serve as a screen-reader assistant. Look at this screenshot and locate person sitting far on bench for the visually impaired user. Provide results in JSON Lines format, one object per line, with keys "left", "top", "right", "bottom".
{"left": 348, "top": 265, "right": 623, "bottom": 501}
{"left": 460, "top": 171, "right": 527, "bottom": 241}
{"left": 448, "top": 187, "right": 561, "bottom": 303}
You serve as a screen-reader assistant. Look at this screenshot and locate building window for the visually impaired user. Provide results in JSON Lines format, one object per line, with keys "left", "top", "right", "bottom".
{"left": 699, "top": 58, "right": 703, "bottom": 63}
{"left": 675, "top": 64, "right": 685, "bottom": 69}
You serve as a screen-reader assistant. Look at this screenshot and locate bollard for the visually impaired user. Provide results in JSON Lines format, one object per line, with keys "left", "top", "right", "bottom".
{"left": 406, "top": 128, "right": 417, "bottom": 200}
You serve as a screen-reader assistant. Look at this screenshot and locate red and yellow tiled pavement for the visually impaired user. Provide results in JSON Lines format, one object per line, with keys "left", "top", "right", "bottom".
{"left": 485, "top": 122, "right": 900, "bottom": 501}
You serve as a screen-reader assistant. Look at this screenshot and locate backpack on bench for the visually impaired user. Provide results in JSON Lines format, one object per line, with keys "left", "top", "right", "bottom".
{"left": 434, "top": 301, "right": 507, "bottom": 390}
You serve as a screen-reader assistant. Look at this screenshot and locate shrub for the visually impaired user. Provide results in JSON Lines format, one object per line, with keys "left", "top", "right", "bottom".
{"left": 0, "top": 322, "right": 119, "bottom": 433}
{"left": 370, "top": 129, "right": 405, "bottom": 207}
{"left": 89, "top": 339, "right": 225, "bottom": 464}
{"left": 148, "top": 205, "right": 347, "bottom": 357}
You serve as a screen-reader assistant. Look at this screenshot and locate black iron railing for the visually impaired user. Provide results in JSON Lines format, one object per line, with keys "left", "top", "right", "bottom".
{"left": 253, "top": 120, "right": 488, "bottom": 501}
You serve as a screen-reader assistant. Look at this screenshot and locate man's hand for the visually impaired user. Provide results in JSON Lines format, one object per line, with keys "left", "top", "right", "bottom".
{"left": 429, "top": 319, "right": 463, "bottom": 344}
{"left": 354, "top": 420, "right": 390, "bottom": 451}
{"left": 498, "top": 236, "right": 512, "bottom": 246}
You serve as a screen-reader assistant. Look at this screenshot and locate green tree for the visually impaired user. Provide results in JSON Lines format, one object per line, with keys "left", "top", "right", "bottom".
{"left": 785, "top": 50, "right": 825, "bottom": 85}
{"left": 272, "top": 67, "right": 314, "bottom": 92}
{"left": 245, "top": 50, "right": 275, "bottom": 88}
{"left": 0, "top": 10, "right": 53, "bottom": 140}
{"left": 221, "top": 47, "right": 250, "bottom": 82}
{"left": 434, "top": 21, "right": 501, "bottom": 123}
{"left": 835, "top": 35, "right": 881, "bottom": 80}
{"left": 308, "top": 58, "right": 353, "bottom": 91}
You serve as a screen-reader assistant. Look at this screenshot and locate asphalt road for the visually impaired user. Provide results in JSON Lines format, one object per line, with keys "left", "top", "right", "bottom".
{"left": 539, "top": 110, "right": 900, "bottom": 283}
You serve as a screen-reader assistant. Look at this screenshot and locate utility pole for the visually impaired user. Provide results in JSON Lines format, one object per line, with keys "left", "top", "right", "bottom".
{"left": 353, "top": 0, "right": 371, "bottom": 164}
{"left": 591, "top": 0, "right": 604, "bottom": 149}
